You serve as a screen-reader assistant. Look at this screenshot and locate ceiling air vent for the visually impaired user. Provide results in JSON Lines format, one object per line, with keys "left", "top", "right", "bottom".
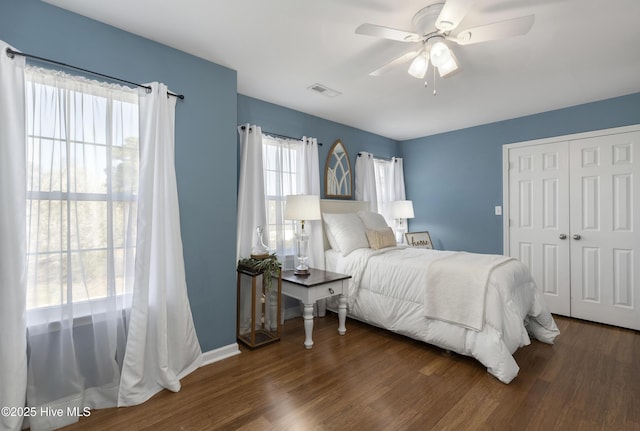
{"left": 307, "top": 83, "right": 341, "bottom": 98}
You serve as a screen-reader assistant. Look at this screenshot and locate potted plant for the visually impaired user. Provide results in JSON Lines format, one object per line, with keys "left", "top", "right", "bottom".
{"left": 237, "top": 253, "right": 281, "bottom": 291}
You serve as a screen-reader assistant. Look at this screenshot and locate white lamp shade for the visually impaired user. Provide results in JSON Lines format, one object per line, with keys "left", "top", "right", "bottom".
{"left": 284, "top": 194, "right": 321, "bottom": 221}
{"left": 437, "top": 51, "right": 460, "bottom": 77}
{"left": 408, "top": 50, "right": 429, "bottom": 79}
{"left": 429, "top": 41, "right": 452, "bottom": 68}
{"left": 390, "top": 200, "right": 415, "bottom": 219}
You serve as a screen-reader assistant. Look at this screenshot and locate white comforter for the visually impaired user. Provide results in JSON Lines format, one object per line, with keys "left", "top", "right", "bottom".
{"left": 330, "top": 246, "right": 560, "bottom": 384}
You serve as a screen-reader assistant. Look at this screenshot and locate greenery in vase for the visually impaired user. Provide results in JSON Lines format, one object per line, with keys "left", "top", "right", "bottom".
{"left": 238, "top": 253, "right": 281, "bottom": 291}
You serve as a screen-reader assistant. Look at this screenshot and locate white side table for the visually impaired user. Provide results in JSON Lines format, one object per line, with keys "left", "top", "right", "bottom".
{"left": 280, "top": 268, "right": 351, "bottom": 349}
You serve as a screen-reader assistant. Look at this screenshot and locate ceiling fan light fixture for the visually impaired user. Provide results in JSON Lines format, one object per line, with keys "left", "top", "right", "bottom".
{"left": 429, "top": 40, "right": 452, "bottom": 68}
{"left": 407, "top": 50, "right": 429, "bottom": 79}
{"left": 437, "top": 51, "right": 459, "bottom": 77}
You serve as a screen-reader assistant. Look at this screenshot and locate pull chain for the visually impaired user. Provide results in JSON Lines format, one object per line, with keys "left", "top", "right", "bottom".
{"left": 433, "top": 67, "right": 437, "bottom": 96}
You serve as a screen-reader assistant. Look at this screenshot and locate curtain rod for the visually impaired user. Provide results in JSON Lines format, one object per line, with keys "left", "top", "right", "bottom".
{"left": 5, "top": 47, "right": 184, "bottom": 100}
{"left": 357, "top": 152, "right": 397, "bottom": 162}
{"left": 240, "top": 125, "right": 323, "bottom": 146}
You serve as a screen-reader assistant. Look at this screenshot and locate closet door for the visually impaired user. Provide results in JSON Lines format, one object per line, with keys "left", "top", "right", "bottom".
{"left": 507, "top": 142, "right": 571, "bottom": 315}
{"left": 569, "top": 131, "right": 640, "bottom": 330}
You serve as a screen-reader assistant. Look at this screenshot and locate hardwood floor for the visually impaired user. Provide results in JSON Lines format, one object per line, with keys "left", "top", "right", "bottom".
{"left": 61, "top": 314, "right": 639, "bottom": 431}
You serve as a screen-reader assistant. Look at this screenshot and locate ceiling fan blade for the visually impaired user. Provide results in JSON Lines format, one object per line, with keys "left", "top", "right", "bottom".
{"left": 452, "top": 14, "right": 535, "bottom": 45}
{"left": 355, "top": 23, "right": 421, "bottom": 42}
{"left": 369, "top": 51, "right": 420, "bottom": 76}
{"left": 436, "top": 0, "right": 476, "bottom": 32}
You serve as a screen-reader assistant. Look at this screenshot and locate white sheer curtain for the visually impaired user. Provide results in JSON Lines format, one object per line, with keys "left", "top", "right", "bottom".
{"left": 298, "top": 137, "right": 322, "bottom": 269}
{"left": 374, "top": 157, "right": 407, "bottom": 226}
{"left": 258, "top": 134, "right": 321, "bottom": 269}
{"left": 355, "top": 152, "right": 378, "bottom": 212}
{"left": 388, "top": 157, "right": 407, "bottom": 238}
{"left": 0, "top": 40, "right": 28, "bottom": 431}
{"left": 259, "top": 134, "right": 322, "bottom": 315}
{"left": 356, "top": 153, "right": 407, "bottom": 231}
{"left": 262, "top": 134, "right": 298, "bottom": 265}
{"left": 1, "top": 44, "right": 201, "bottom": 429}
{"left": 23, "top": 65, "right": 138, "bottom": 431}
{"left": 118, "top": 82, "right": 202, "bottom": 406}
{"left": 237, "top": 125, "right": 267, "bottom": 260}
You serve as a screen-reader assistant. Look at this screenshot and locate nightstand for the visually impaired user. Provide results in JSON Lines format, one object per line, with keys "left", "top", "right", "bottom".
{"left": 280, "top": 268, "right": 351, "bottom": 349}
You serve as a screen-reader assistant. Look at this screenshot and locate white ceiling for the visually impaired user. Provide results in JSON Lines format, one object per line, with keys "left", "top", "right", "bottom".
{"left": 43, "top": 0, "right": 640, "bottom": 141}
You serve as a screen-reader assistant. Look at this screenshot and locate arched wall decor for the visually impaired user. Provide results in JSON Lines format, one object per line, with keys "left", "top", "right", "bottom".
{"left": 324, "top": 139, "right": 352, "bottom": 199}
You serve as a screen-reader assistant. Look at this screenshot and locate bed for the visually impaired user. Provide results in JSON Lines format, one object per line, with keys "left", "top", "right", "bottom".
{"left": 319, "top": 199, "right": 559, "bottom": 384}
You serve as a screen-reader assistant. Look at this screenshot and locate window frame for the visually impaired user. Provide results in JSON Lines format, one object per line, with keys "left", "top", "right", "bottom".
{"left": 24, "top": 68, "right": 139, "bottom": 320}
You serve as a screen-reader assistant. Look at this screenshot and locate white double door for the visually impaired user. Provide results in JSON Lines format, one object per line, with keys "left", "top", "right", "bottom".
{"left": 504, "top": 126, "right": 640, "bottom": 330}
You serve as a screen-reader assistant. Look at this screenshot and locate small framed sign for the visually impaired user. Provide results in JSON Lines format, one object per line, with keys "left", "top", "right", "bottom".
{"left": 405, "top": 231, "right": 433, "bottom": 249}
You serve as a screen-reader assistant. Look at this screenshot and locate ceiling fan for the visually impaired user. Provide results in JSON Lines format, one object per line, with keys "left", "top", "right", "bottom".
{"left": 356, "top": 0, "right": 534, "bottom": 84}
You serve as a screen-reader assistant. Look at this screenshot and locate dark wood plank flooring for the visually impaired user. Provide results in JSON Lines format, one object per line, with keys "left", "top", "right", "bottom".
{"left": 61, "top": 314, "right": 639, "bottom": 430}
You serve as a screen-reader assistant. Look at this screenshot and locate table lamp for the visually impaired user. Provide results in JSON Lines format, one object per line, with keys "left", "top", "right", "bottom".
{"left": 390, "top": 200, "right": 414, "bottom": 244}
{"left": 284, "top": 194, "right": 321, "bottom": 275}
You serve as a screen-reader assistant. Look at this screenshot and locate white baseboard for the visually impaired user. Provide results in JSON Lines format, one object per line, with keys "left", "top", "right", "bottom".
{"left": 201, "top": 343, "right": 241, "bottom": 367}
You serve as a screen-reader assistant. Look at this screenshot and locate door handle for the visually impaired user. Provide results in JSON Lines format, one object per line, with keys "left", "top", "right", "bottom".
{"left": 559, "top": 234, "right": 567, "bottom": 240}
{"left": 573, "top": 234, "right": 581, "bottom": 240}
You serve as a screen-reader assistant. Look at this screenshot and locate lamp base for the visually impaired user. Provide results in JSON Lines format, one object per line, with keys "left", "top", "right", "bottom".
{"left": 293, "top": 268, "right": 310, "bottom": 276}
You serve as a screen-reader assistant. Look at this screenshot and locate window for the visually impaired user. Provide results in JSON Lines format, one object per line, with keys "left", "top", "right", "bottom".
{"left": 359, "top": 156, "right": 406, "bottom": 233}
{"left": 262, "top": 135, "right": 299, "bottom": 262}
{"left": 373, "top": 158, "right": 395, "bottom": 226}
{"left": 25, "top": 67, "right": 139, "bottom": 320}
{"left": 374, "top": 159, "right": 392, "bottom": 208}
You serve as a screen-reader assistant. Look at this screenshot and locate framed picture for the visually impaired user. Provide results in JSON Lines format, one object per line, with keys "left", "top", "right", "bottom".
{"left": 405, "top": 231, "right": 433, "bottom": 249}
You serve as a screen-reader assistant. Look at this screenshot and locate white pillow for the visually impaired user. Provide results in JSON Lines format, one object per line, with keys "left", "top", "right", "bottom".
{"left": 357, "top": 210, "right": 389, "bottom": 230}
{"left": 322, "top": 212, "right": 369, "bottom": 256}
{"left": 323, "top": 220, "right": 341, "bottom": 252}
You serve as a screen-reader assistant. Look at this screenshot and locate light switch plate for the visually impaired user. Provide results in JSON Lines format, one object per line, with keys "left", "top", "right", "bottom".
{"left": 495, "top": 205, "right": 502, "bottom": 216}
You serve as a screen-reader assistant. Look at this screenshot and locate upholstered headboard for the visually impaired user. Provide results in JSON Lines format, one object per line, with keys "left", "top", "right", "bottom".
{"left": 320, "top": 199, "right": 370, "bottom": 250}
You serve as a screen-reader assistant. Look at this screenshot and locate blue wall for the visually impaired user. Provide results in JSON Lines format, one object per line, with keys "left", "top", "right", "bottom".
{"left": 1, "top": 0, "right": 239, "bottom": 351}
{"left": 238, "top": 94, "right": 398, "bottom": 196}
{"left": 401, "top": 93, "right": 640, "bottom": 254}
{"left": 4, "top": 0, "right": 639, "bottom": 354}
